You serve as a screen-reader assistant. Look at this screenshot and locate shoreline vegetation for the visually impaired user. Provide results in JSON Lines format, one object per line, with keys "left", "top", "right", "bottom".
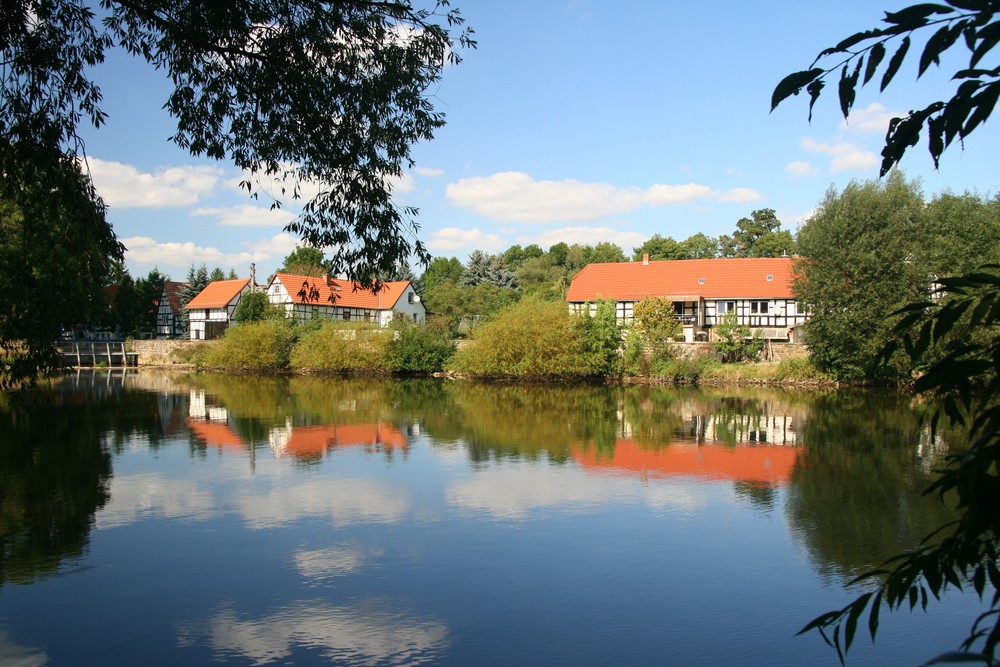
{"left": 150, "top": 308, "right": 838, "bottom": 387}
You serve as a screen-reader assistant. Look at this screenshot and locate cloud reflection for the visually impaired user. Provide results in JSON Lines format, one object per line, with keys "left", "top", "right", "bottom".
{"left": 233, "top": 479, "right": 409, "bottom": 529}
{"left": 0, "top": 628, "right": 47, "bottom": 667}
{"left": 96, "top": 473, "right": 218, "bottom": 528}
{"left": 179, "top": 600, "right": 448, "bottom": 666}
{"left": 294, "top": 543, "right": 375, "bottom": 579}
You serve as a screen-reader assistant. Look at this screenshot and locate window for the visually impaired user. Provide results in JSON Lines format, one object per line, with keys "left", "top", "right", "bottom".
{"left": 750, "top": 301, "right": 769, "bottom": 314}
{"left": 717, "top": 300, "right": 735, "bottom": 314}
{"left": 408, "top": 292, "right": 414, "bottom": 304}
{"left": 766, "top": 274, "right": 774, "bottom": 281}
{"left": 342, "top": 310, "right": 351, "bottom": 320}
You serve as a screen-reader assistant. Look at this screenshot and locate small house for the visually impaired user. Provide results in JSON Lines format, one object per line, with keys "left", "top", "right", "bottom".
{"left": 184, "top": 278, "right": 251, "bottom": 340}
{"left": 156, "top": 281, "right": 188, "bottom": 338}
{"left": 265, "top": 273, "right": 425, "bottom": 326}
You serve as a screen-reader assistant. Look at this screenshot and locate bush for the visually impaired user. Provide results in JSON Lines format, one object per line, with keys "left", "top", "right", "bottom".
{"left": 387, "top": 319, "right": 455, "bottom": 372}
{"left": 290, "top": 321, "right": 391, "bottom": 372}
{"left": 774, "top": 356, "right": 829, "bottom": 382}
{"left": 200, "top": 320, "right": 297, "bottom": 370}
{"left": 233, "top": 290, "right": 284, "bottom": 323}
{"left": 451, "top": 298, "right": 597, "bottom": 377}
{"left": 713, "top": 311, "right": 763, "bottom": 363}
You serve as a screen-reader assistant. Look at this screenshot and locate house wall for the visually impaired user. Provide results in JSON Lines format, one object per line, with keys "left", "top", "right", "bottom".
{"left": 268, "top": 277, "right": 425, "bottom": 326}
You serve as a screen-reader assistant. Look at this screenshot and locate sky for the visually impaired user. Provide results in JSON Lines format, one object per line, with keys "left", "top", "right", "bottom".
{"left": 77, "top": 0, "right": 1000, "bottom": 281}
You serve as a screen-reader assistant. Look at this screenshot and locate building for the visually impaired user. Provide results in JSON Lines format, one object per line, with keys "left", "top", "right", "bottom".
{"left": 184, "top": 278, "right": 252, "bottom": 340}
{"left": 265, "top": 273, "right": 425, "bottom": 325}
{"left": 565, "top": 256, "right": 808, "bottom": 341}
{"left": 156, "top": 281, "right": 188, "bottom": 338}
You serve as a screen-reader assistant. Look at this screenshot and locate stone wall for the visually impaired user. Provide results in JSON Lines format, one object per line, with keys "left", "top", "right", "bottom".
{"left": 672, "top": 341, "right": 809, "bottom": 361}
{"left": 127, "top": 339, "right": 203, "bottom": 366}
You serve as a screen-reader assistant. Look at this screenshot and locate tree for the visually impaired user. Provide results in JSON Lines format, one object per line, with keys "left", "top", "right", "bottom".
{"left": 209, "top": 267, "right": 226, "bottom": 282}
{"left": 633, "top": 235, "right": 687, "bottom": 261}
{"left": 779, "top": 4, "right": 1000, "bottom": 661}
{"left": 794, "top": 172, "right": 931, "bottom": 382}
{"left": 718, "top": 208, "right": 795, "bottom": 258}
{"left": 280, "top": 245, "right": 328, "bottom": 276}
{"left": 420, "top": 256, "right": 465, "bottom": 288}
{"left": 712, "top": 311, "right": 763, "bottom": 364}
{"left": 681, "top": 233, "right": 720, "bottom": 259}
{"left": 461, "top": 250, "right": 519, "bottom": 290}
{"left": 233, "top": 290, "right": 283, "bottom": 324}
{"left": 2, "top": 0, "right": 473, "bottom": 282}
{"left": 0, "top": 147, "right": 122, "bottom": 387}
{"left": 772, "top": 2, "right": 999, "bottom": 176}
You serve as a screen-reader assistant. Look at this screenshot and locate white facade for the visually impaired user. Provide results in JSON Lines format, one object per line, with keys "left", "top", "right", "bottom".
{"left": 266, "top": 275, "right": 425, "bottom": 326}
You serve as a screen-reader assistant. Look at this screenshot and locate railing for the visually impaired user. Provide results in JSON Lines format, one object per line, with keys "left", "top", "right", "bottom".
{"left": 58, "top": 341, "right": 139, "bottom": 367}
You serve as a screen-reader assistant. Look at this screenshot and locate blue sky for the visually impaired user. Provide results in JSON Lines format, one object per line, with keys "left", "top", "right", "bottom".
{"left": 78, "top": 0, "right": 1000, "bottom": 281}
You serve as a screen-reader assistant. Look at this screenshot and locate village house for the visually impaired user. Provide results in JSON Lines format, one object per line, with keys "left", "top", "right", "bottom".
{"left": 156, "top": 281, "right": 188, "bottom": 338}
{"left": 265, "top": 273, "right": 425, "bottom": 325}
{"left": 565, "top": 256, "right": 808, "bottom": 342}
{"left": 184, "top": 278, "right": 252, "bottom": 340}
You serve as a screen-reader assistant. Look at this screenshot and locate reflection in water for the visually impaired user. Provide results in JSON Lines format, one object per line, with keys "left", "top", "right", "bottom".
{"left": 0, "top": 627, "right": 46, "bottom": 666}
{"left": 178, "top": 600, "right": 449, "bottom": 666}
{"left": 0, "top": 373, "right": 975, "bottom": 664}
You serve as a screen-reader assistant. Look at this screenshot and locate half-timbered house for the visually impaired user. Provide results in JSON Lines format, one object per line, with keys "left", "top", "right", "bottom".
{"left": 184, "top": 278, "right": 251, "bottom": 340}
{"left": 266, "top": 273, "right": 425, "bottom": 325}
{"left": 566, "top": 256, "right": 808, "bottom": 342}
{"left": 156, "top": 281, "right": 188, "bottom": 338}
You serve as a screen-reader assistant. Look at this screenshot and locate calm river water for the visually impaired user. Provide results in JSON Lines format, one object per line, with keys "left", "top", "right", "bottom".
{"left": 0, "top": 370, "right": 990, "bottom": 666}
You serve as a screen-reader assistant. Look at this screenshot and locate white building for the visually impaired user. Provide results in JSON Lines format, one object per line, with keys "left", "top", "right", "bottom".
{"left": 266, "top": 273, "right": 425, "bottom": 326}
{"left": 184, "top": 278, "right": 251, "bottom": 340}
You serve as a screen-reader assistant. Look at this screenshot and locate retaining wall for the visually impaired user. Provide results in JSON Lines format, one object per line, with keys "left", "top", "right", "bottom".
{"left": 127, "top": 339, "right": 203, "bottom": 366}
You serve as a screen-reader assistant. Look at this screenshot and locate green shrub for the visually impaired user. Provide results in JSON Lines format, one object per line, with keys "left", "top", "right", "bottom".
{"left": 387, "top": 319, "right": 455, "bottom": 372}
{"left": 579, "top": 299, "right": 623, "bottom": 376}
{"left": 200, "top": 320, "right": 297, "bottom": 370}
{"left": 290, "top": 321, "right": 391, "bottom": 372}
{"left": 451, "top": 298, "right": 596, "bottom": 377}
{"left": 713, "top": 311, "right": 763, "bottom": 363}
{"left": 774, "top": 356, "right": 829, "bottom": 382}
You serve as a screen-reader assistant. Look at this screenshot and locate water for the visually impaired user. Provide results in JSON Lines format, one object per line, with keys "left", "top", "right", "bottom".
{"left": 0, "top": 371, "right": 989, "bottom": 666}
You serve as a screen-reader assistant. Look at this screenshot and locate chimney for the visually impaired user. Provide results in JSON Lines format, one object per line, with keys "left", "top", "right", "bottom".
{"left": 250, "top": 263, "right": 256, "bottom": 290}
{"left": 643, "top": 253, "right": 650, "bottom": 265}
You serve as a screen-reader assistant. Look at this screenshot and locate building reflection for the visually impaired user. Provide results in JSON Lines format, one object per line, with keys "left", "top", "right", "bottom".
{"left": 268, "top": 420, "right": 409, "bottom": 459}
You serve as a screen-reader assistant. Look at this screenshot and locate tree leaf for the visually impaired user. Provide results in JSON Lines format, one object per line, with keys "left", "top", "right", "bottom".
{"left": 884, "top": 3, "right": 954, "bottom": 26}
{"left": 864, "top": 42, "right": 887, "bottom": 85}
{"left": 882, "top": 37, "right": 911, "bottom": 92}
{"left": 772, "top": 68, "right": 825, "bottom": 111}
{"left": 839, "top": 60, "right": 863, "bottom": 117}
{"left": 971, "top": 20, "right": 1000, "bottom": 67}
{"left": 919, "top": 23, "right": 965, "bottom": 77}
{"left": 807, "top": 79, "right": 826, "bottom": 121}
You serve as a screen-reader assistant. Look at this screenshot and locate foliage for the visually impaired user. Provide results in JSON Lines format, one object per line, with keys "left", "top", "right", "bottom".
{"left": 386, "top": 319, "right": 455, "bottom": 372}
{"left": 801, "top": 267, "right": 1000, "bottom": 663}
{"left": 279, "top": 245, "right": 327, "bottom": 276}
{"left": 625, "top": 297, "right": 682, "bottom": 373}
{"left": 233, "top": 290, "right": 284, "bottom": 324}
{"left": 450, "top": 298, "right": 598, "bottom": 377}
{"left": 421, "top": 256, "right": 465, "bottom": 288}
{"left": 1, "top": 0, "right": 473, "bottom": 287}
{"left": 461, "top": 250, "right": 520, "bottom": 289}
{"left": 713, "top": 311, "right": 763, "bottom": 364}
{"left": 0, "top": 145, "right": 122, "bottom": 388}
{"left": 289, "top": 321, "right": 391, "bottom": 372}
{"left": 579, "top": 300, "right": 624, "bottom": 377}
{"left": 199, "top": 319, "right": 297, "bottom": 370}
{"left": 421, "top": 279, "right": 521, "bottom": 334}
{"left": 772, "top": 1, "right": 1000, "bottom": 175}
{"left": 794, "top": 172, "right": 934, "bottom": 382}
{"left": 718, "top": 208, "right": 796, "bottom": 258}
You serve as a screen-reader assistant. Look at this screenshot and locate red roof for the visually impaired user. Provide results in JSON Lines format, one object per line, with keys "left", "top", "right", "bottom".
{"left": 271, "top": 273, "right": 411, "bottom": 309}
{"left": 571, "top": 439, "right": 802, "bottom": 485}
{"left": 186, "top": 418, "right": 246, "bottom": 449}
{"left": 184, "top": 279, "right": 250, "bottom": 309}
{"left": 565, "top": 257, "right": 798, "bottom": 302}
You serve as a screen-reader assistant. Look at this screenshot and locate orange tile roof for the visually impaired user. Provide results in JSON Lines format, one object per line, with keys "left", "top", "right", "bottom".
{"left": 272, "top": 273, "right": 411, "bottom": 309}
{"left": 571, "top": 439, "right": 802, "bottom": 485}
{"left": 186, "top": 417, "right": 247, "bottom": 448}
{"left": 565, "top": 257, "right": 798, "bottom": 302}
{"left": 184, "top": 279, "right": 250, "bottom": 309}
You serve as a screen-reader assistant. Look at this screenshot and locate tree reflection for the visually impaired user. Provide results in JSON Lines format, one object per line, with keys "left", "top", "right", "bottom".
{"left": 0, "top": 374, "right": 166, "bottom": 585}
{"left": 784, "top": 390, "right": 960, "bottom": 584}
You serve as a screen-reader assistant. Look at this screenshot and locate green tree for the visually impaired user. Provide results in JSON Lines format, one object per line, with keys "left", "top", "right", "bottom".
{"left": 233, "top": 290, "right": 283, "bottom": 324}
{"left": 718, "top": 209, "right": 795, "bottom": 258}
{"left": 0, "top": 147, "right": 122, "bottom": 387}
{"left": 280, "top": 245, "right": 327, "bottom": 276}
{"left": 681, "top": 232, "right": 720, "bottom": 259}
{"left": 421, "top": 256, "right": 465, "bottom": 288}
{"left": 579, "top": 299, "right": 624, "bottom": 377}
{"left": 778, "top": 4, "right": 1000, "bottom": 661}
{"left": 633, "top": 234, "right": 687, "bottom": 261}
{"left": 794, "top": 172, "right": 931, "bottom": 382}
{"left": 712, "top": 311, "right": 763, "bottom": 364}
{"left": 461, "top": 250, "right": 519, "bottom": 289}
{"left": 209, "top": 267, "right": 226, "bottom": 282}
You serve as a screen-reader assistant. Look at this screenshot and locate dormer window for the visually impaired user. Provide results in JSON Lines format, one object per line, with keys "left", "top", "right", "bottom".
{"left": 698, "top": 278, "right": 705, "bottom": 284}
{"left": 766, "top": 274, "right": 774, "bottom": 281}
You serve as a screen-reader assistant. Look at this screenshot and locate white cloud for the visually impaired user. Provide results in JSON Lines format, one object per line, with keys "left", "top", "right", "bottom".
{"left": 785, "top": 160, "right": 820, "bottom": 177}
{"left": 446, "top": 172, "right": 762, "bottom": 223}
{"left": 121, "top": 235, "right": 274, "bottom": 271}
{"left": 842, "top": 102, "right": 898, "bottom": 133}
{"left": 193, "top": 205, "right": 297, "bottom": 227}
{"left": 414, "top": 166, "right": 444, "bottom": 177}
{"left": 86, "top": 158, "right": 222, "bottom": 208}
{"left": 800, "top": 138, "right": 879, "bottom": 173}
{"left": 427, "top": 227, "right": 505, "bottom": 252}
{"left": 246, "top": 232, "right": 304, "bottom": 258}
{"left": 96, "top": 473, "right": 218, "bottom": 529}
{"left": 294, "top": 544, "right": 370, "bottom": 579}
{"left": 231, "top": 478, "right": 409, "bottom": 529}
{"left": 528, "top": 226, "right": 647, "bottom": 252}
